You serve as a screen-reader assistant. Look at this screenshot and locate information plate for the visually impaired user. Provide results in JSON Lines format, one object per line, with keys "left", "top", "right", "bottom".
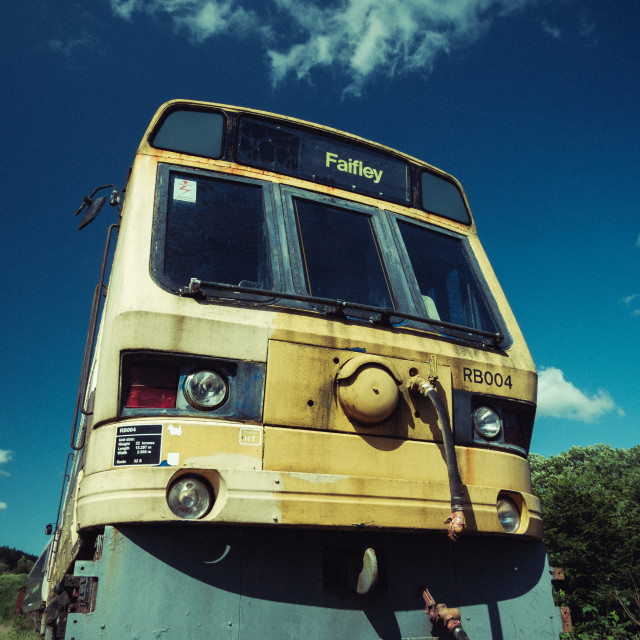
{"left": 114, "top": 425, "right": 163, "bottom": 467}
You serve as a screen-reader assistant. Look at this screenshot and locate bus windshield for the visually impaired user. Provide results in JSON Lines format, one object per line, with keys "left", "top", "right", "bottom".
{"left": 154, "top": 165, "right": 501, "bottom": 343}
{"left": 397, "top": 220, "right": 499, "bottom": 334}
{"left": 292, "top": 197, "right": 395, "bottom": 309}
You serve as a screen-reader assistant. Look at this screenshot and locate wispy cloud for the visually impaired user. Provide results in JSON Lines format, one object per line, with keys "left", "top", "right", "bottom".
{"left": 635, "top": 233, "right": 640, "bottom": 248}
{"left": 542, "top": 20, "right": 562, "bottom": 39}
{"left": 110, "top": 0, "right": 555, "bottom": 94}
{"left": 578, "top": 12, "right": 596, "bottom": 41}
{"left": 0, "top": 449, "right": 12, "bottom": 478}
{"left": 0, "top": 502, "right": 7, "bottom": 510}
{"left": 49, "top": 32, "right": 101, "bottom": 57}
{"left": 619, "top": 293, "right": 640, "bottom": 317}
{"left": 620, "top": 293, "right": 639, "bottom": 305}
{"left": 537, "top": 367, "right": 623, "bottom": 422}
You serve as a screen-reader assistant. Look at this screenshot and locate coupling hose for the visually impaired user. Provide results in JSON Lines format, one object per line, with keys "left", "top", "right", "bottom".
{"left": 408, "top": 376, "right": 465, "bottom": 540}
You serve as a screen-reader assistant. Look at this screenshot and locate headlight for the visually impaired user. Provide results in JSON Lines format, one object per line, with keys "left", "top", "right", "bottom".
{"left": 473, "top": 406, "right": 502, "bottom": 440}
{"left": 497, "top": 495, "right": 521, "bottom": 533}
{"left": 183, "top": 370, "right": 228, "bottom": 410}
{"left": 167, "top": 477, "right": 213, "bottom": 519}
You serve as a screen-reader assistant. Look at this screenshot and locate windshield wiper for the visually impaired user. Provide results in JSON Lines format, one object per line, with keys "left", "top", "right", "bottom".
{"left": 181, "top": 278, "right": 504, "bottom": 348}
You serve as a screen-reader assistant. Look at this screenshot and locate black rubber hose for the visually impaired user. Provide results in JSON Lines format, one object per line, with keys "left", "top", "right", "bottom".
{"left": 424, "top": 383, "right": 464, "bottom": 512}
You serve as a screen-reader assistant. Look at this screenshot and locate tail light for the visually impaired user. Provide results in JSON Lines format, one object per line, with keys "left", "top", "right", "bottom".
{"left": 503, "top": 408, "right": 533, "bottom": 451}
{"left": 125, "top": 365, "right": 179, "bottom": 408}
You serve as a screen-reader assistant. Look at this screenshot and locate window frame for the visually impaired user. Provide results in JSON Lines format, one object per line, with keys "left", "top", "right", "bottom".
{"left": 384, "top": 211, "right": 511, "bottom": 348}
{"left": 278, "top": 186, "right": 414, "bottom": 315}
{"left": 150, "top": 163, "right": 287, "bottom": 299}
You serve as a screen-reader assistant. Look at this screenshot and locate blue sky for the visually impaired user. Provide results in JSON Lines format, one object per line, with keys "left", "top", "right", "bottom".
{"left": 1, "top": 0, "right": 638, "bottom": 555}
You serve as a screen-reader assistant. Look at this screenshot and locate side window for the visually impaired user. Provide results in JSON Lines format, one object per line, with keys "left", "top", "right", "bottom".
{"left": 292, "top": 197, "right": 395, "bottom": 309}
{"left": 397, "top": 220, "right": 498, "bottom": 333}
{"left": 161, "top": 171, "right": 273, "bottom": 290}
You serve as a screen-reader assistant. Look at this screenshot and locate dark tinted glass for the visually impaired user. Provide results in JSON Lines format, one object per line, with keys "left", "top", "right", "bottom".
{"left": 398, "top": 221, "right": 497, "bottom": 332}
{"left": 293, "top": 198, "right": 394, "bottom": 308}
{"left": 152, "top": 110, "right": 224, "bottom": 159}
{"left": 164, "top": 172, "right": 272, "bottom": 289}
{"left": 238, "top": 117, "right": 411, "bottom": 205}
{"left": 421, "top": 172, "right": 470, "bottom": 223}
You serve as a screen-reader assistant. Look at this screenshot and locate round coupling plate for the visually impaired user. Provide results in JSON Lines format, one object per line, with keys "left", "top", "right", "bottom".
{"left": 336, "top": 356, "right": 401, "bottom": 425}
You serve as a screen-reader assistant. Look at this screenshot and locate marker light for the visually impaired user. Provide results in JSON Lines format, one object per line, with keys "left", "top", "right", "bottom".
{"left": 167, "top": 477, "right": 213, "bottom": 519}
{"left": 497, "top": 495, "right": 521, "bottom": 533}
{"left": 183, "top": 370, "right": 228, "bottom": 410}
{"left": 473, "top": 406, "right": 502, "bottom": 440}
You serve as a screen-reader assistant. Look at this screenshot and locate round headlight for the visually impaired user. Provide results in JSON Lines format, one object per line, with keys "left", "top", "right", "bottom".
{"left": 184, "top": 370, "right": 228, "bottom": 410}
{"left": 167, "top": 477, "right": 213, "bottom": 519}
{"left": 473, "top": 406, "right": 502, "bottom": 440}
{"left": 497, "top": 495, "right": 521, "bottom": 533}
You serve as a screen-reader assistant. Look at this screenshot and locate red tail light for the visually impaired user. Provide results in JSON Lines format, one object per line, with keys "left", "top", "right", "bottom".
{"left": 125, "top": 365, "right": 179, "bottom": 408}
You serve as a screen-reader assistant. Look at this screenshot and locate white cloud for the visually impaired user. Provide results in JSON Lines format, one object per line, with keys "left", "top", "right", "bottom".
{"left": 111, "top": 0, "right": 261, "bottom": 40}
{"left": 0, "top": 449, "right": 12, "bottom": 477}
{"left": 0, "top": 502, "right": 7, "bottom": 510}
{"left": 537, "top": 367, "right": 623, "bottom": 422}
{"left": 110, "top": 0, "right": 547, "bottom": 93}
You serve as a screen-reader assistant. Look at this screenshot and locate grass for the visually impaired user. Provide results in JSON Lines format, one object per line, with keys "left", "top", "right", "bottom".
{"left": 0, "top": 617, "right": 41, "bottom": 639}
{"left": 0, "top": 574, "right": 40, "bottom": 639}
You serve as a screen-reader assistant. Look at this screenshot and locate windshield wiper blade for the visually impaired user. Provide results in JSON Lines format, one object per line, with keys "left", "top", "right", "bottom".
{"left": 181, "top": 278, "right": 504, "bottom": 347}
{"left": 182, "top": 279, "right": 392, "bottom": 319}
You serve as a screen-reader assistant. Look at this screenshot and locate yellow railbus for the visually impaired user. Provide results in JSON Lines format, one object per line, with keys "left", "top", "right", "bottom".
{"left": 29, "top": 100, "right": 562, "bottom": 639}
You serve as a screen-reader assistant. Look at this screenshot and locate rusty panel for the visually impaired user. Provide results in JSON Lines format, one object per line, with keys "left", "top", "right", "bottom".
{"left": 263, "top": 340, "right": 451, "bottom": 441}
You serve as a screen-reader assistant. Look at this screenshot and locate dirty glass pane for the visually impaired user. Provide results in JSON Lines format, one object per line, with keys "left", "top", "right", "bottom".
{"left": 420, "top": 172, "right": 470, "bottom": 224}
{"left": 152, "top": 110, "right": 224, "bottom": 159}
{"left": 398, "top": 221, "right": 497, "bottom": 332}
{"left": 164, "top": 172, "right": 272, "bottom": 289}
{"left": 293, "top": 198, "right": 394, "bottom": 309}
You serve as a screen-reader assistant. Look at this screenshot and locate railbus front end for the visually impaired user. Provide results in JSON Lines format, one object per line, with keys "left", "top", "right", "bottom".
{"left": 31, "top": 100, "right": 562, "bottom": 639}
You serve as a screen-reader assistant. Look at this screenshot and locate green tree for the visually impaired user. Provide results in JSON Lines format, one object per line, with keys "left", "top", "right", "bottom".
{"left": 531, "top": 444, "right": 640, "bottom": 638}
{"left": 12, "top": 557, "right": 33, "bottom": 576}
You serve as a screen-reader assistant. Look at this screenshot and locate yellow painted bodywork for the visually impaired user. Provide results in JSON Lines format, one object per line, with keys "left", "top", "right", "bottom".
{"left": 62, "top": 100, "right": 542, "bottom": 568}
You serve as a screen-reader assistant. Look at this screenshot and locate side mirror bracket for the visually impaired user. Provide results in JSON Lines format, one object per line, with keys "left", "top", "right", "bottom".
{"left": 73, "top": 184, "right": 121, "bottom": 229}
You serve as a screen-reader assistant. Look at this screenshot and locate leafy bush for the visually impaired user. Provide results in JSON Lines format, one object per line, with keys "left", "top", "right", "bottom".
{"left": 531, "top": 445, "right": 640, "bottom": 639}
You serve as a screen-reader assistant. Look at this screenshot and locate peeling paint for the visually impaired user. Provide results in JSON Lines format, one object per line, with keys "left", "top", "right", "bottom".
{"left": 168, "top": 424, "right": 182, "bottom": 436}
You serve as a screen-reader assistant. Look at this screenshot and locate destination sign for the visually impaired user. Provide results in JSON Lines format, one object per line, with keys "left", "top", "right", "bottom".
{"left": 236, "top": 117, "right": 411, "bottom": 204}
